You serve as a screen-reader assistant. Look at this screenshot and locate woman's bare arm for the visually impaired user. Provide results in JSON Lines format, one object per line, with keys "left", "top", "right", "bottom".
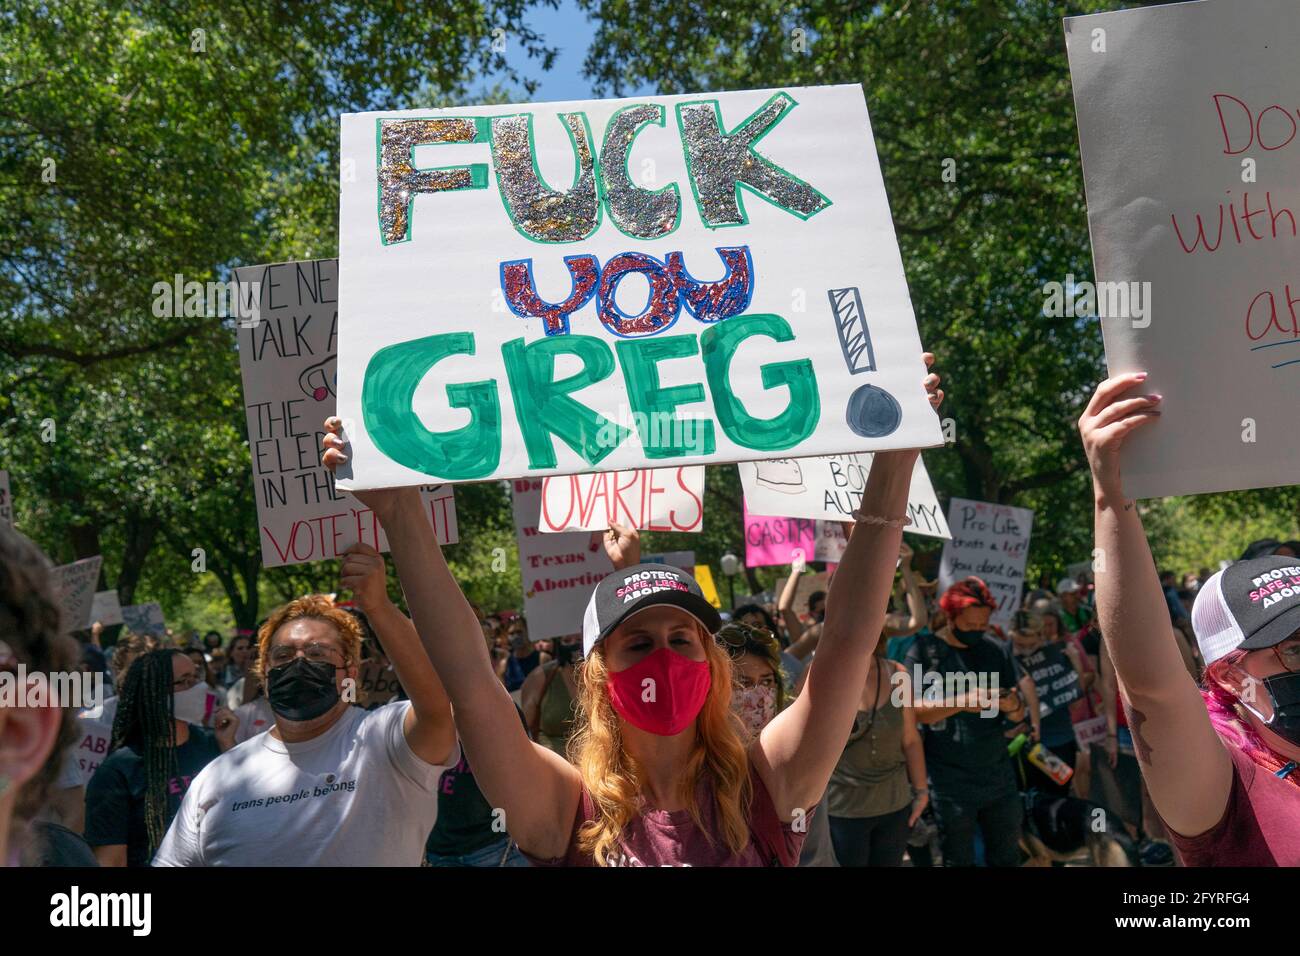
{"left": 1082, "top": 374, "right": 1231, "bottom": 837}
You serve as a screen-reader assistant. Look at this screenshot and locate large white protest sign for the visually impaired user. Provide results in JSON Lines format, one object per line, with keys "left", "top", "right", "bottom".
{"left": 939, "top": 498, "right": 1033, "bottom": 629}
{"left": 121, "top": 602, "right": 167, "bottom": 638}
{"left": 1065, "top": 0, "right": 1300, "bottom": 497}
{"left": 739, "top": 453, "right": 950, "bottom": 538}
{"left": 539, "top": 466, "right": 704, "bottom": 533}
{"left": 0, "top": 470, "right": 11, "bottom": 527}
{"left": 234, "top": 259, "right": 458, "bottom": 566}
{"left": 51, "top": 556, "right": 102, "bottom": 632}
{"left": 334, "top": 84, "right": 943, "bottom": 491}
{"left": 90, "top": 590, "right": 123, "bottom": 627}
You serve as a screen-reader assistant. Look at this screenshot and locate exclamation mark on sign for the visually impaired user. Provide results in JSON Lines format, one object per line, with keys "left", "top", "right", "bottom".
{"left": 827, "top": 286, "right": 902, "bottom": 438}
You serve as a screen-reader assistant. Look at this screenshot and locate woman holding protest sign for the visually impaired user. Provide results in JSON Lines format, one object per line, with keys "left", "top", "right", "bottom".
{"left": 1081, "top": 373, "right": 1300, "bottom": 865}
{"left": 322, "top": 356, "right": 943, "bottom": 866}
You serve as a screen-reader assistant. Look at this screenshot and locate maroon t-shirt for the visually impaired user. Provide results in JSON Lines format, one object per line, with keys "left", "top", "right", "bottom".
{"left": 525, "top": 765, "right": 810, "bottom": 867}
{"left": 1165, "top": 740, "right": 1300, "bottom": 866}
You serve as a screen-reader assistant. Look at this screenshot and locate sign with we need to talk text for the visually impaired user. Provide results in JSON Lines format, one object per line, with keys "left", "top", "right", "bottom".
{"left": 333, "top": 84, "right": 942, "bottom": 492}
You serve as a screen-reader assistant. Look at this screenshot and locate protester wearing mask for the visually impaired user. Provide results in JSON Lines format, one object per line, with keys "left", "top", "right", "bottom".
{"left": 522, "top": 633, "right": 582, "bottom": 756}
{"left": 904, "top": 577, "right": 1038, "bottom": 866}
{"left": 1009, "top": 611, "right": 1086, "bottom": 796}
{"left": 0, "top": 526, "right": 97, "bottom": 867}
{"left": 826, "top": 635, "right": 928, "bottom": 866}
{"left": 84, "top": 650, "right": 234, "bottom": 866}
{"left": 1081, "top": 374, "right": 1300, "bottom": 865}
{"left": 320, "top": 355, "right": 944, "bottom": 866}
{"left": 152, "top": 544, "right": 458, "bottom": 866}
{"left": 503, "top": 618, "right": 549, "bottom": 695}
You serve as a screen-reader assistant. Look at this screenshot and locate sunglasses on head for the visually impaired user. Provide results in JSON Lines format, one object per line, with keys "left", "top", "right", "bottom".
{"left": 716, "top": 623, "right": 779, "bottom": 655}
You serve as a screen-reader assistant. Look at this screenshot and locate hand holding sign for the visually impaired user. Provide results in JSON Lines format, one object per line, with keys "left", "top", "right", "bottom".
{"left": 1078, "top": 374, "right": 1162, "bottom": 503}
{"left": 603, "top": 522, "right": 642, "bottom": 571}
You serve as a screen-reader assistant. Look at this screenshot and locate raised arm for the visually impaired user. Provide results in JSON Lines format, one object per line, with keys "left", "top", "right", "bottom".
{"left": 1081, "top": 374, "right": 1230, "bottom": 836}
{"left": 754, "top": 357, "right": 943, "bottom": 818}
{"left": 323, "top": 423, "right": 580, "bottom": 859}
{"left": 885, "top": 543, "right": 928, "bottom": 638}
{"left": 778, "top": 557, "right": 808, "bottom": 644}
{"left": 340, "top": 543, "right": 456, "bottom": 766}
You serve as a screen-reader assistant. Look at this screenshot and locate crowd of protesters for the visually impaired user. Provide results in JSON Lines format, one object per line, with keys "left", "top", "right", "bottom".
{"left": 3, "top": 373, "right": 1299, "bottom": 868}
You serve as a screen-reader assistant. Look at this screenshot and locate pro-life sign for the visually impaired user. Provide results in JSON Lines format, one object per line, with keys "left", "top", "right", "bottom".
{"left": 334, "top": 84, "right": 942, "bottom": 491}
{"left": 938, "top": 498, "right": 1033, "bottom": 629}
{"left": 234, "top": 259, "right": 458, "bottom": 567}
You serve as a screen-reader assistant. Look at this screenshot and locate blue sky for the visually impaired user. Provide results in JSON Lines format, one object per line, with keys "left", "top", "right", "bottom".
{"left": 499, "top": 0, "right": 656, "bottom": 102}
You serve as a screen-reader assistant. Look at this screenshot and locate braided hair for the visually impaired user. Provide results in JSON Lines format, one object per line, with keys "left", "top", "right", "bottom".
{"left": 110, "top": 649, "right": 182, "bottom": 857}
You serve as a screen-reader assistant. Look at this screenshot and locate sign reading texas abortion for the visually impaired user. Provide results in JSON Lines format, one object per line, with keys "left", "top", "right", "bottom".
{"left": 334, "top": 84, "right": 942, "bottom": 491}
{"left": 539, "top": 466, "right": 704, "bottom": 533}
{"left": 739, "top": 453, "right": 950, "bottom": 539}
{"left": 1065, "top": 0, "right": 1300, "bottom": 497}
{"left": 234, "top": 260, "right": 458, "bottom": 567}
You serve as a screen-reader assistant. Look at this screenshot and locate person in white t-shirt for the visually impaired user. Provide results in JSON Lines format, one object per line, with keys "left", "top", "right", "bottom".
{"left": 153, "top": 543, "right": 458, "bottom": 866}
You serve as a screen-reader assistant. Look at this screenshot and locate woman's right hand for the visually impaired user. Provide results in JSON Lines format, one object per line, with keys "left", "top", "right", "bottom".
{"left": 320, "top": 417, "right": 420, "bottom": 518}
{"left": 1078, "top": 373, "right": 1162, "bottom": 502}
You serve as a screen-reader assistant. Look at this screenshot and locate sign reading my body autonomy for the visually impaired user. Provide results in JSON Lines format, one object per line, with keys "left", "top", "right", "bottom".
{"left": 1065, "top": 0, "right": 1300, "bottom": 498}
{"left": 938, "top": 498, "right": 1034, "bottom": 630}
{"left": 334, "top": 84, "right": 943, "bottom": 492}
{"left": 739, "top": 453, "right": 950, "bottom": 538}
{"left": 234, "top": 259, "right": 458, "bottom": 567}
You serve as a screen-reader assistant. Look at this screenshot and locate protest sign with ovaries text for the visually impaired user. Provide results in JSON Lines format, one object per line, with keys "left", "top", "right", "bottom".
{"left": 539, "top": 466, "right": 704, "bottom": 532}
{"left": 739, "top": 453, "right": 950, "bottom": 538}
{"left": 1065, "top": 0, "right": 1300, "bottom": 498}
{"left": 334, "top": 84, "right": 943, "bottom": 492}
{"left": 938, "top": 498, "right": 1033, "bottom": 629}
{"left": 52, "top": 556, "right": 102, "bottom": 632}
{"left": 234, "top": 259, "right": 458, "bottom": 567}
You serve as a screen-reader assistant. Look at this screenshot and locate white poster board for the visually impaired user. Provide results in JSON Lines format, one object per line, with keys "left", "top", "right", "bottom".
{"left": 938, "top": 498, "right": 1033, "bottom": 629}
{"left": 739, "top": 453, "right": 950, "bottom": 538}
{"left": 1065, "top": 0, "right": 1300, "bottom": 497}
{"left": 234, "top": 259, "right": 458, "bottom": 566}
{"left": 90, "top": 590, "right": 124, "bottom": 627}
{"left": 539, "top": 466, "right": 704, "bottom": 532}
{"left": 334, "top": 84, "right": 943, "bottom": 491}
{"left": 121, "top": 602, "right": 167, "bottom": 638}
{"left": 51, "top": 556, "right": 102, "bottom": 632}
{"left": 0, "top": 470, "right": 11, "bottom": 527}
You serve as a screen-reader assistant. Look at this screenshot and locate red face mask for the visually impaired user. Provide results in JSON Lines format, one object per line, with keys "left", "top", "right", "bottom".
{"left": 607, "top": 646, "right": 712, "bottom": 736}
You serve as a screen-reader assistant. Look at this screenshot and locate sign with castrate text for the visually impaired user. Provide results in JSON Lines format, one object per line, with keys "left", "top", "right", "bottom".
{"left": 334, "top": 84, "right": 942, "bottom": 491}
{"left": 938, "top": 498, "right": 1033, "bottom": 630}
{"left": 1065, "top": 0, "right": 1300, "bottom": 497}
{"left": 234, "top": 259, "right": 458, "bottom": 566}
{"left": 743, "top": 503, "right": 847, "bottom": 568}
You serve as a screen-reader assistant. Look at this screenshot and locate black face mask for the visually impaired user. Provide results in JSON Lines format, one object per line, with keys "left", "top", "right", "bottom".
{"left": 555, "top": 641, "right": 581, "bottom": 665}
{"left": 267, "top": 658, "right": 340, "bottom": 722}
{"left": 954, "top": 627, "right": 985, "bottom": 647}
{"left": 1244, "top": 671, "right": 1300, "bottom": 747}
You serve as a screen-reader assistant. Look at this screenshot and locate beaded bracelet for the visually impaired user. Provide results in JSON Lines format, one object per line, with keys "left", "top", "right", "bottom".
{"left": 850, "top": 510, "right": 912, "bottom": 528}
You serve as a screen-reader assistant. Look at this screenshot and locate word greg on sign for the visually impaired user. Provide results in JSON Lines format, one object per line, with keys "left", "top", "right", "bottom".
{"left": 335, "top": 85, "right": 942, "bottom": 489}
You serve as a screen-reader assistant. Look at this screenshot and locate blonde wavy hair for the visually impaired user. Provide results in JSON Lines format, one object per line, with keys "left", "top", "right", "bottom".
{"left": 568, "top": 623, "right": 753, "bottom": 866}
